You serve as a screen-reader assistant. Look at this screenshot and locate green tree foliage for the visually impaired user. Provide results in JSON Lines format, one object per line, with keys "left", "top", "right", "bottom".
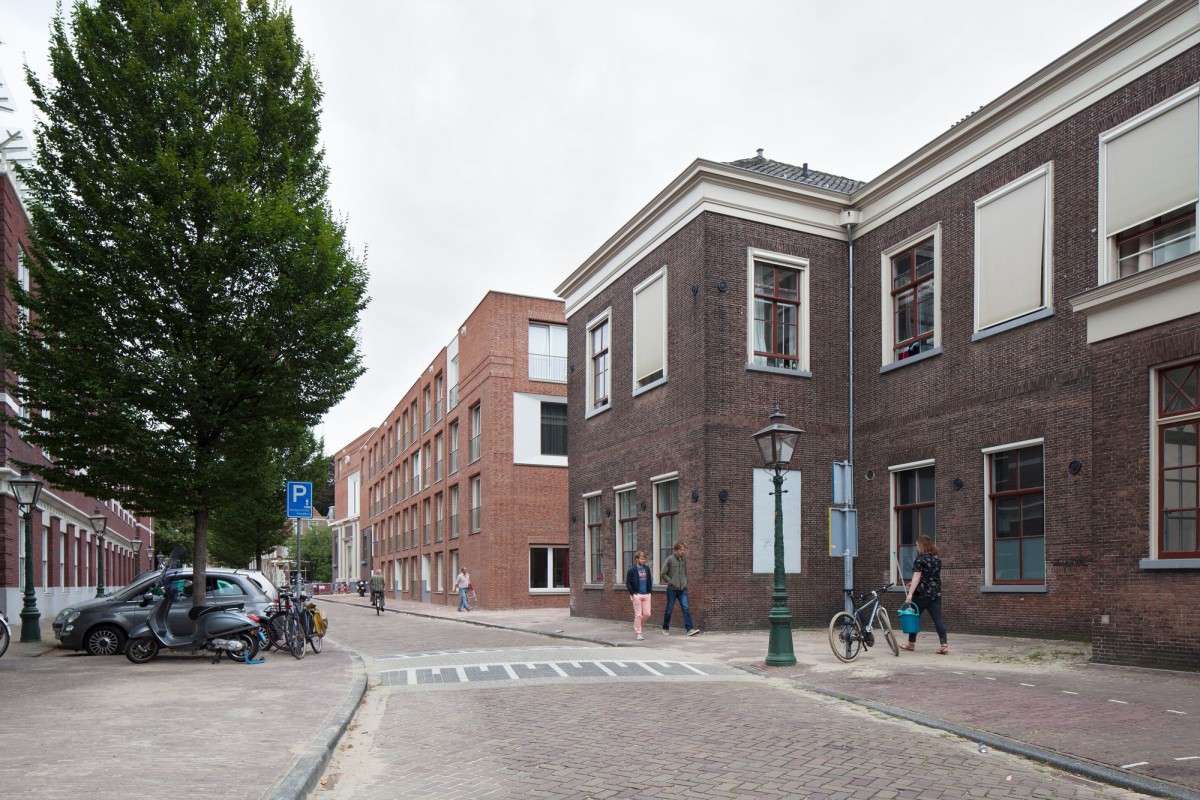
{"left": 300, "top": 523, "right": 333, "bottom": 583}
{"left": 2, "top": 0, "right": 368, "bottom": 606}
{"left": 208, "top": 425, "right": 326, "bottom": 569}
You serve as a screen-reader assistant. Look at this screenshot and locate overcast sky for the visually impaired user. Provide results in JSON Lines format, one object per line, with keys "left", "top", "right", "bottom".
{"left": 4, "top": 0, "right": 1138, "bottom": 454}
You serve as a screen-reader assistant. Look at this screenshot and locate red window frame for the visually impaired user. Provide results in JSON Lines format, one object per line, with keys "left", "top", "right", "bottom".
{"left": 894, "top": 466, "right": 935, "bottom": 583}
{"left": 586, "top": 496, "right": 605, "bottom": 583}
{"left": 891, "top": 239, "right": 935, "bottom": 360}
{"left": 753, "top": 261, "right": 800, "bottom": 369}
{"left": 989, "top": 445, "right": 1045, "bottom": 584}
{"left": 1159, "top": 360, "right": 1200, "bottom": 558}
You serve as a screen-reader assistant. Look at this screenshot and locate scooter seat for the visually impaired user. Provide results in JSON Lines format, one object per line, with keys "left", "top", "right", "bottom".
{"left": 187, "top": 601, "right": 245, "bottom": 620}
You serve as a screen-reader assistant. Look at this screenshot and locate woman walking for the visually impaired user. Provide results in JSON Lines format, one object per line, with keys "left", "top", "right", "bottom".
{"left": 901, "top": 534, "right": 948, "bottom": 654}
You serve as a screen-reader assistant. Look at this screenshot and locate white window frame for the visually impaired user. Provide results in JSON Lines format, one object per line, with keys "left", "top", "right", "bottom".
{"left": 746, "top": 248, "right": 811, "bottom": 375}
{"left": 973, "top": 164, "right": 1054, "bottom": 336}
{"left": 880, "top": 224, "right": 942, "bottom": 369}
{"left": 582, "top": 490, "right": 604, "bottom": 585}
{"left": 981, "top": 438, "right": 1047, "bottom": 589}
{"left": 528, "top": 321, "right": 568, "bottom": 383}
{"left": 614, "top": 482, "right": 637, "bottom": 582}
{"left": 1098, "top": 86, "right": 1200, "bottom": 284}
{"left": 529, "top": 545, "right": 570, "bottom": 593}
{"left": 650, "top": 472, "right": 679, "bottom": 582}
{"left": 632, "top": 267, "right": 668, "bottom": 395}
{"left": 888, "top": 458, "right": 935, "bottom": 583}
{"left": 585, "top": 308, "right": 613, "bottom": 417}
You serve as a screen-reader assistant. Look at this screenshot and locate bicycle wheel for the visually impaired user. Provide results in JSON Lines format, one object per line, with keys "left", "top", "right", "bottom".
{"left": 266, "top": 613, "right": 287, "bottom": 651}
{"left": 828, "top": 611, "right": 863, "bottom": 662}
{"left": 0, "top": 621, "right": 10, "bottom": 658}
{"left": 285, "top": 614, "right": 306, "bottom": 659}
{"left": 877, "top": 608, "right": 900, "bottom": 656}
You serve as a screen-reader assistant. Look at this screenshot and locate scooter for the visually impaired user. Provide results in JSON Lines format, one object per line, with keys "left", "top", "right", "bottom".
{"left": 357, "top": 580, "right": 366, "bottom": 597}
{"left": 125, "top": 548, "right": 265, "bottom": 665}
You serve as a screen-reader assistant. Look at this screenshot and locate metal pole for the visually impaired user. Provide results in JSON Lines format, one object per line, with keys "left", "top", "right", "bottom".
{"left": 845, "top": 221, "right": 856, "bottom": 613}
{"left": 19, "top": 504, "right": 41, "bottom": 642}
{"left": 95, "top": 534, "right": 106, "bottom": 598}
{"left": 765, "top": 466, "right": 796, "bottom": 666}
{"left": 294, "top": 517, "right": 301, "bottom": 590}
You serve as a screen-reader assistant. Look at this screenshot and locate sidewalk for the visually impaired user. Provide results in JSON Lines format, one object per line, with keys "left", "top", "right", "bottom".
{"left": 322, "top": 594, "right": 1200, "bottom": 800}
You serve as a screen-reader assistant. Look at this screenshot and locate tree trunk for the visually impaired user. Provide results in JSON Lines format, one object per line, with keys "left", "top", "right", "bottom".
{"left": 193, "top": 508, "right": 209, "bottom": 608}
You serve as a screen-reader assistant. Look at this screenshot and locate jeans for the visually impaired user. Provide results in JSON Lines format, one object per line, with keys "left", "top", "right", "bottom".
{"left": 458, "top": 587, "right": 470, "bottom": 611}
{"left": 662, "top": 587, "right": 693, "bottom": 632}
{"left": 908, "top": 596, "right": 947, "bottom": 644}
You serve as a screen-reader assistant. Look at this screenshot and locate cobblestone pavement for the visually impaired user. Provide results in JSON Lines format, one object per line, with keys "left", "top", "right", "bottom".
{"left": 312, "top": 598, "right": 1158, "bottom": 800}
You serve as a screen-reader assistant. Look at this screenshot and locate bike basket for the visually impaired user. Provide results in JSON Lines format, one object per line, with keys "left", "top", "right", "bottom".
{"left": 897, "top": 601, "right": 921, "bottom": 635}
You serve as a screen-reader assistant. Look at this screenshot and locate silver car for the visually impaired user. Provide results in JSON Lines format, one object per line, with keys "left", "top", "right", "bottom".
{"left": 53, "top": 568, "right": 278, "bottom": 655}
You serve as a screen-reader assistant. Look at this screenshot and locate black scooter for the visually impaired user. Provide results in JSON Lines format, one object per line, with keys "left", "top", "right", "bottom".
{"left": 125, "top": 548, "right": 265, "bottom": 664}
{"left": 357, "top": 580, "right": 367, "bottom": 597}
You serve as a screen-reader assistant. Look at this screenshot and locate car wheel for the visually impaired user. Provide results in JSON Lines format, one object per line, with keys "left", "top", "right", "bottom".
{"left": 85, "top": 624, "right": 126, "bottom": 656}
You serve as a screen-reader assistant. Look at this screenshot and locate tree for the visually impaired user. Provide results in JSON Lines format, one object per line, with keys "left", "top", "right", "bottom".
{"left": 2, "top": 0, "right": 368, "bottom": 607}
{"left": 300, "top": 523, "right": 333, "bottom": 583}
{"left": 208, "top": 425, "right": 327, "bottom": 569}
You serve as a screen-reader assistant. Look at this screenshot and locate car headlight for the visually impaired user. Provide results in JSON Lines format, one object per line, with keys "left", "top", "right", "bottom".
{"left": 55, "top": 608, "right": 79, "bottom": 625}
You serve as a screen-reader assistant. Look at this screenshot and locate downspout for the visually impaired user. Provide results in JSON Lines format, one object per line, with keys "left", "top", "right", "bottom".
{"left": 843, "top": 210, "right": 861, "bottom": 611}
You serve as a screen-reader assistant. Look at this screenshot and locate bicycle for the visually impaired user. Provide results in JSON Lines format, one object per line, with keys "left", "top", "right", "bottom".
{"left": 267, "top": 589, "right": 324, "bottom": 658}
{"left": 371, "top": 589, "right": 384, "bottom": 615}
{"left": 828, "top": 583, "right": 899, "bottom": 662}
{"left": 0, "top": 610, "right": 10, "bottom": 659}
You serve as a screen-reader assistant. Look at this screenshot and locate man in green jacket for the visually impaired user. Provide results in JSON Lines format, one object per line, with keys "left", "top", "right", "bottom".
{"left": 660, "top": 541, "right": 699, "bottom": 636}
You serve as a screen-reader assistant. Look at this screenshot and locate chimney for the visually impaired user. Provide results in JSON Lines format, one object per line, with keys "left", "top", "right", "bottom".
{"left": 756, "top": 148, "right": 764, "bottom": 159}
{"left": 802, "top": 162, "right": 809, "bottom": 178}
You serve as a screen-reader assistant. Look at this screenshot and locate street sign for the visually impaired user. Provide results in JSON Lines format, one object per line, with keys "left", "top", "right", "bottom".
{"left": 286, "top": 481, "right": 313, "bottom": 519}
{"left": 832, "top": 461, "right": 853, "bottom": 505}
{"left": 828, "top": 507, "right": 858, "bottom": 557}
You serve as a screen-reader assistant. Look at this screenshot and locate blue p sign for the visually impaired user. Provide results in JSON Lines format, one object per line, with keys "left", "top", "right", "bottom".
{"left": 286, "top": 481, "right": 313, "bottom": 519}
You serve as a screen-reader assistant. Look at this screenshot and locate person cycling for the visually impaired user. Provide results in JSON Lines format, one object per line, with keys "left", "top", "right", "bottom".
{"left": 368, "top": 569, "right": 385, "bottom": 610}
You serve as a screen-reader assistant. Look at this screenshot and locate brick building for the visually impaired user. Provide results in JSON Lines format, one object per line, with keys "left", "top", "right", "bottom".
{"left": 1, "top": 73, "right": 152, "bottom": 626}
{"left": 351, "top": 292, "right": 569, "bottom": 610}
{"left": 330, "top": 428, "right": 374, "bottom": 587}
{"left": 557, "top": 0, "right": 1200, "bottom": 669}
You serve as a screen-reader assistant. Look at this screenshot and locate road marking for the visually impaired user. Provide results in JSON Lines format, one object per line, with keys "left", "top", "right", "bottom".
{"left": 951, "top": 671, "right": 964, "bottom": 675}
{"left": 1108, "top": 699, "right": 1129, "bottom": 704}
{"left": 502, "top": 664, "right": 519, "bottom": 680}
{"left": 1168, "top": 710, "right": 1187, "bottom": 715}
{"left": 680, "top": 662, "right": 707, "bottom": 675}
{"left": 1120, "top": 762, "right": 1148, "bottom": 770}
{"left": 984, "top": 677, "right": 997, "bottom": 681}
{"left": 548, "top": 663, "right": 568, "bottom": 678}
{"left": 1020, "top": 683, "right": 1036, "bottom": 687}
{"left": 640, "top": 662, "right": 664, "bottom": 676}
{"left": 455, "top": 666, "right": 467, "bottom": 682}
{"left": 1062, "top": 691, "right": 1078, "bottom": 695}
{"left": 595, "top": 662, "right": 616, "bottom": 677}
{"left": 1175, "top": 756, "right": 1200, "bottom": 761}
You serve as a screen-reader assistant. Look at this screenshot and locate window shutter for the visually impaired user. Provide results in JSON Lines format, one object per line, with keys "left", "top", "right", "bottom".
{"left": 976, "top": 172, "right": 1049, "bottom": 330}
{"left": 1105, "top": 97, "right": 1199, "bottom": 237}
{"left": 634, "top": 272, "right": 666, "bottom": 385}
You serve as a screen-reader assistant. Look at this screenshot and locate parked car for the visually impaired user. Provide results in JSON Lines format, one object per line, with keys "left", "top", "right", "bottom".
{"left": 53, "top": 568, "right": 278, "bottom": 655}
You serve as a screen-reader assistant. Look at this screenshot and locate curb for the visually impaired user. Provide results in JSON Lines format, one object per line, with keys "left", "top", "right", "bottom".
{"left": 266, "top": 647, "right": 368, "bottom": 800}
{"left": 736, "top": 665, "right": 1199, "bottom": 800}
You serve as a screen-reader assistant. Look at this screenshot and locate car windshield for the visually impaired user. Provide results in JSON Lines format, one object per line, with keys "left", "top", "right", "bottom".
{"left": 113, "top": 575, "right": 159, "bottom": 600}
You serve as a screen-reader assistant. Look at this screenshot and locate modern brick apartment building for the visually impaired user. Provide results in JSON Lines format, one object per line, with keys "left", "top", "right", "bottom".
{"left": 1, "top": 86, "right": 152, "bottom": 625}
{"left": 557, "top": 0, "right": 1200, "bottom": 669}
{"left": 331, "top": 428, "right": 374, "bottom": 587}
{"left": 352, "top": 292, "right": 569, "bottom": 610}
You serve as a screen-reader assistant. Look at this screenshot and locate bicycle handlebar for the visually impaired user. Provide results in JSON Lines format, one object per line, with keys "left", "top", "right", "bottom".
{"left": 842, "top": 582, "right": 896, "bottom": 600}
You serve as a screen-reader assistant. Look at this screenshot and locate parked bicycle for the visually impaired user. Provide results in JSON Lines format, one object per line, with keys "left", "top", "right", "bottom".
{"left": 266, "top": 589, "right": 324, "bottom": 658}
{"left": 828, "top": 583, "right": 899, "bottom": 662}
{"left": 0, "top": 609, "right": 10, "bottom": 658}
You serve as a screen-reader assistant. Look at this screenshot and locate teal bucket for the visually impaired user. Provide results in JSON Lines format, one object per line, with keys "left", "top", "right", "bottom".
{"left": 897, "top": 601, "right": 921, "bottom": 635}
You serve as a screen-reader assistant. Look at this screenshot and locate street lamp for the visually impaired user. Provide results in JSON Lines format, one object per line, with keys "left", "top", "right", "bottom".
{"left": 11, "top": 473, "right": 45, "bottom": 643}
{"left": 89, "top": 508, "right": 109, "bottom": 598}
{"left": 132, "top": 538, "right": 143, "bottom": 576}
{"left": 146, "top": 547, "right": 155, "bottom": 571}
{"left": 752, "top": 405, "right": 803, "bottom": 667}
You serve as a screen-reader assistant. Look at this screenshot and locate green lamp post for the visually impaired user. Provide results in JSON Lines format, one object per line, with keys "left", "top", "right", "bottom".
{"left": 753, "top": 406, "right": 803, "bottom": 667}
{"left": 90, "top": 508, "right": 108, "bottom": 598}
{"left": 12, "top": 473, "right": 45, "bottom": 643}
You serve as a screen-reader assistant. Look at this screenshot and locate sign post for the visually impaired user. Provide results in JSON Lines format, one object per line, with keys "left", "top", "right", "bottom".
{"left": 286, "top": 481, "right": 313, "bottom": 590}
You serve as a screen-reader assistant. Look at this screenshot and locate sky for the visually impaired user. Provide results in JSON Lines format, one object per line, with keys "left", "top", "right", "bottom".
{"left": 3, "top": 0, "right": 1139, "bottom": 455}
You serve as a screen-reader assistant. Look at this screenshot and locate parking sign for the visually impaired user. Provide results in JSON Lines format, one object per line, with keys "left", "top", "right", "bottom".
{"left": 286, "top": 481, "right": 313, "bottom": 519}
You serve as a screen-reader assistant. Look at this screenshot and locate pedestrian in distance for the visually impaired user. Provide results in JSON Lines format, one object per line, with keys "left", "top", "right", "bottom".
{"left": 626, "top": 550, "right": 653, "bottom": 640}
{"left": 900, "top": 534, "right": 948, "bottom": 654}
{"left": 454, "top": 566, "right": 471, "bottom": 612}
{"left": 368, "top": 569, "right": 385, "bottom": 609}
{"left": 660, "top": 541, "right": 699, "bottom": 636}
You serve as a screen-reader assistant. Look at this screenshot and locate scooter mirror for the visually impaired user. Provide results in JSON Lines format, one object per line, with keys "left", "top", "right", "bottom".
{"left": 140, "top": 593, "right": 155, "bottom": 606}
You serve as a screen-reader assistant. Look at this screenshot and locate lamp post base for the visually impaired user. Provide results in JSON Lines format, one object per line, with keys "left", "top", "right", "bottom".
{"left": 20, "top": 606, "right": 41, "bottom": 643}
{"left": 765, "top": 604, "right": 796, "bottom": 666}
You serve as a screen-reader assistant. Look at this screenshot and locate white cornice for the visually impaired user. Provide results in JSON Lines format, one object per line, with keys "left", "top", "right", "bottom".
{"left": 556, "top": 159, "right": 850, "bottom": 318}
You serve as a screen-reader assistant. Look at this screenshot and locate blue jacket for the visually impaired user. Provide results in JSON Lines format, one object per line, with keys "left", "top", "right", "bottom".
{"left": 625, "top": 564, "right": 652, "bottom": 595}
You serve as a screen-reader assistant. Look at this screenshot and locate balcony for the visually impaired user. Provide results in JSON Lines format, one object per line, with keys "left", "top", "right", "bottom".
{"left": 469, "top": 435, "right": 480, "bottom": 464}
{"left": 529, "top": 353, "right": 567, "bottom": 382}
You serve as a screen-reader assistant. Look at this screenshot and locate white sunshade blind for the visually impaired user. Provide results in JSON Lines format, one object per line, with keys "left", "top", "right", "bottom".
{"left": 1105, "top": 96, "right": 1199, "bottom": 236}
{"left": 634, "top": 273, "right": 666, "bottom": 385}
{"left": 976, "top": 172, "right": 1049, "bottom": 330}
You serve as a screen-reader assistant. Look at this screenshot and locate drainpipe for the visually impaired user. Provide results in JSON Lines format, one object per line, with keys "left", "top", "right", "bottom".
{"left": 842, "top": 210, "right": 861, "bottom": 612}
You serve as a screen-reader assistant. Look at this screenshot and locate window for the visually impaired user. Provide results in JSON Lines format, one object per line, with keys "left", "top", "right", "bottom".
{"left": 1100, "top": 90, "right": 1199, "bottom": 281}
{"left": 653, "top": 478, "right": 679, "bottom": 579}
{"left": 448, "top": 353, "right": 459, "bottom": 411}
{"left": 423, "top": 386, "right": 432, "bottom": 432}
{"left": 975, "top": 165, "right": 1053, "bottom": 332}
{"left": 586, "top": 310, "right": 612, "bottom": 413}
{"left": 469, "top": 404, "right": 481, "bottom": 464}
{"left": 890, "top": 238, "right": 936, "bottom": 362}
{"left": 616, "top": 487, "right": 637, "bottom": 580}
{"left": 987, "top": 443, "right": 1045, "bottom": 583}
{"left": 434, "top": 492, "right": 444, "bottom": 542}
{"left": 401, "top": 411, "right": 408, "bottom": 449}
{"left": 410, "top": 451, "right": 420, "bottom": 496}
{"left": 1157, "top": 359, "right": 1200, "bottom": 558}
{"left": 434, "top": 373, "right": 444, "bottom": 421}
{"left": 891, "top": 463, "right": 935, "bottom": 582}
{"left": 529, "top": 322, "right": 568, "bottom": 381}
{"left": 633, "top": 269, "right": 667, "bottom": 391}
{"left": 402, "top": 508, "right": 409, "bottom": 549}
{"left": 470, "top": 476, "right": 481, "bottom": 533}
{"left": 449, "top": 484, "right": 459, "bottom": 539}
{"left": 540, "top": 402, "right": 568, "bottom": 456}
{"left": 422, "top": 444, "right": 431, "bottom": 489}
{"left": 401, "top": 459, "right": 409, "bottom": 500}
{"left": 748, "top": 250, "right": 809, "bottom": 372}
{"left": 409, "top": 401, "right": 418, "bottom": 444}
{"left": 584, "top": 494, "right": 604, "bottom": 584}
{"left": 434, "top": 433, "right": 444, "bottom": 482}
{"left": 449, "top": 421, "right": 460, "bottom": 473}
{"left": 450, "top": 550, "right": 459, "bottom": 587}
{"left": 530, "top": 546, "right": 569, "bottom": 590}
{"left": 435, "top": 551, "right": 444, "bottom": 592}
{"left": 423, "top": 499, "right": 431, "bottom": 545}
